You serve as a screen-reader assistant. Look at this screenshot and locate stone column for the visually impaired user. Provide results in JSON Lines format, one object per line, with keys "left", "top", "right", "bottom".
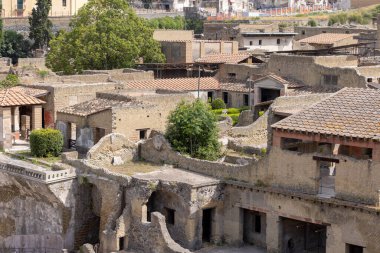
{"left": 11, "top": 106, "right": 20, "bottom": 132}
{"left": 0, "top": 107, "right": 13, "bottom": 150}
{"left": 266, "top": 213, "right": 282, "bottom": 253}
{"left": 32, "top": 105, "right": 42, "bottom": 130}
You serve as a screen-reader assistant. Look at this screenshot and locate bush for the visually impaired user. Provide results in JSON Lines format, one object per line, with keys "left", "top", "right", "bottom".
{"left": 166, "top": 100, "right": 221, "bottom": 160}
{"left": 0, "top": 74, "right": 19, "bottom": 88}
{"left": 30, "top": 129, "right": 63, "bottom": 157}
{"left": 229, "top": 113, "right": 240, "bottom": 126}
{"left": 211, "top": 98, "right": 226, "bottom": 110}
{"left": 307, "top": 19, "right": 317, "bottom": 27}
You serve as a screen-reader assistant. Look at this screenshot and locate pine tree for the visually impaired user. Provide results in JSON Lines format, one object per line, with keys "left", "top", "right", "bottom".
{"left": 29, "top": 0, "right": 52, "bottom": 50}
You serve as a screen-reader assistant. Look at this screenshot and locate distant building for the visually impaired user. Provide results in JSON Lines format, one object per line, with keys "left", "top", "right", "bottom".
{"left": 2, "top": 0, "right": 88, "bottom": 17}
{"left": 295, "top": 33, "right": 358, "bottom": 50}
{"left": 239, "top": 32, "right": 296, "bottom": 52}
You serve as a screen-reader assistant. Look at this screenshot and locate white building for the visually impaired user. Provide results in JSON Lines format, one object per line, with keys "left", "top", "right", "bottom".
{"left": 239, "top": 32, "right": 296, "bottom": 52}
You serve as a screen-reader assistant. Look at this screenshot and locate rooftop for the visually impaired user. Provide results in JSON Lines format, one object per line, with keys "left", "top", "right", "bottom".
{"left": 0, "top": 89, "right": 45, "bottom": 107}
{"left": 298, "top": 33, "right": 356, "bottom": 45}
{"left": 58, "top": 98, "right": 139, "bottom": 117}
{"left": 10, "top": 86, "right": 49, "bottom": 97}
{"left": 124, "top": 77, "right": 220, "bottom": 91}
{"left": 272, "top": 88, "right": 380, "bottom": 140}
{"left": 195, "top": 53, "right": 252, "bottom": 64}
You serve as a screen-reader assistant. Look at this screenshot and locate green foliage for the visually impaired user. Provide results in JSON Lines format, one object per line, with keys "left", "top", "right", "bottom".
{"left": 327, "top": 5, "right": 380, "bottom": 26}
{"left": 37, "top": 70, "right": 49, "bottom": 79}
{"left": 0, "top": 74, "right": 19, "bottom": 88}
{"left": 30, "top": 128, "right": 63, "bottom": 157}
{"left": 307, "top": 19, "right": 317, "bottom": 27}
{"left": 258, "top": 111, "right": 265, "bottom": 117}
{"left": 211, "top": 98, "right": 226, "bottom": 110}
{"left": 260, "top": 148, "right": 267, "bottom": 155}
{"left": 29, "top": 0, "right": 52, "bottom": 49}
{"left": 148, "top": 16, "right": 185, "bottom": 30}
{"left": 228, "top": 113, "right": 240, "bottom": 125}
{"left": 185, "top": 18, "right": 204, "bottom": 34}
{"left": 166, "top": 100, "right": 221, "bottom": 161}
{"left": 1, "top": 30, "right": 32, "bottom": 60}
{"left": 46, "top": 0, "right": 165, "bottom": 74}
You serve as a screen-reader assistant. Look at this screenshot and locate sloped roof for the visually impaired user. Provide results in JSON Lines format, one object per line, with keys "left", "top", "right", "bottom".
{"left": 220, "top": 83, "right": 251, "bottom": 93}
{"left": 298, "top": 33, "right": 355, "bottom": 45}
{"left": 124, "top": 77, "right": 220, "bottom": 91}
{"left": 272, "top": 88, "right": 380, "bottom": 140}
{"left": 58, "top": 98, "right": 139, "bottom": 117}
{"left": 254, "top": 73, "right": 305, "bottom": 88}
{"left": 0, "top": 89, "right": 45, "bottom": 107}
{"left": 195, "top": 53, "right": 252, "bottom": 64}
{"left": 9, "top": 86, "right": 49, "bottom": 97}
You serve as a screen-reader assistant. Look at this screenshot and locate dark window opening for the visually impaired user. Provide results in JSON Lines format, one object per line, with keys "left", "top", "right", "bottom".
{"left": 208, "top": 91, "right": 213, "bottom": 102}
{"left": 165, "top": 208, "right": 175, "bottom": 225}
{"left": 17, "top": 0, "right": 23, "bottom": 9}
{"left": 254, "top": 214, "right": 261, "bottom": 233}
{"left": 345, "top": 31, "right": 350, "bottom": 34}
{"left": 260, "top": 88, "right": 281, "bottom": 103}
{"left": 277, "top": 39, "right": 281, "bottom": 45}
{"left": 322, "top": 31, "right": 326, "bottom": 33}
{"left": 139, "top": 129, "right": 148, "bottom": 140}
{"left": 228, "top": 72, "right": 236, "bottom": 79}
{"left": 323, "top": 75, "right": 338, "bottom": 85}
{"left": 338, "top": 145, "right": 372, "bottom": 160}
{"left": 259, "top": 40, "right": 262, "bottom": 45}
{"left": 367, "top": 78, "right": 373, "bottom": 82}
{"left": 281, "top": 137, "right": 318, "bottom": 153}
{"left": 302, "top": 30, "right": 305, "bottom": 35}
{"left": 243, "top": 94, "right": 249, "bottom": 106}
{"left": 347, "top": 244, "right": 364, "bottom": 253}
{"left": 202, "top": 208, "right": 214, "bottom": 242}
{"left": 249, "top": 41, "right": 253, "bottom": 46}
{"left": 222, "top": 92, "right": 229, "bottom": 104}
{"left": 62, "top": 0, "right": 67, "bottom": 6}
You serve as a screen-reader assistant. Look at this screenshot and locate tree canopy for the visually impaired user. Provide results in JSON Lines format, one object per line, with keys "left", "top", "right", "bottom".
{"left": 46, "top": 0, "right": 165, "bottom": 74}
{"left": 165, "top": 100, "right": 221, "bottom": 161}
{"left": 29, "top": 0, "right": 52, "bottom": 49}
{"left": 1, "top": 30, "right": 32, "bottom": 61}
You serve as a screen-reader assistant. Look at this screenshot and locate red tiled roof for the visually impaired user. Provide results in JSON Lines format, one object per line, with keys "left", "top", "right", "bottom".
{"left": 9, "top": 86, "right": 49, "bottom": 97}
{"left": 272, "top": 88, "right": 380, "bottom": 140}
{"left": 254, "top": 73, "right": 305, "bottom": 88}
{"left": 195, "top": 53, "right": 251, "bottom": 64}
{"left": 298, "top": 33, "right": 355, "bottom": 45}
{"left": 0, "top": 89, "right": 45, "bottom": 107}
{"left": 124, "top": 77, "right": 220, "bottom": 91}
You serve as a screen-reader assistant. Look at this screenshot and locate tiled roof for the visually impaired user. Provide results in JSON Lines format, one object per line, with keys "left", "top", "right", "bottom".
{"left": 0, "top": 89, "right": 45, "bottom": 107}
{"left": 58, "top": 98, "right": 139, "bottom": 117}
{"left": 220, "top": 83, "right": 251, "bottom": 93}
{"left": 124, "top": 77, "right": 220, "bottom": 91}
{"left": 254, "top": 73, "right": 305, "bottom": 88}
{"left": 9, "top": 86, "right": 49, "bottom": 97}
{"left": 298, "top": 33, "right": 355, "bottom": 45}
{"left": 195, "top": 53, "right": 251, "bottom": 64}
{"left": 272, "top": 88, "right": 380, "bottom": 140}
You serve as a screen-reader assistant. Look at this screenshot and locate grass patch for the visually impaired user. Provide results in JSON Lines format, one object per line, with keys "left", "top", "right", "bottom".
{"left": 11, "top": 151, "right": 61, "bottom": 165}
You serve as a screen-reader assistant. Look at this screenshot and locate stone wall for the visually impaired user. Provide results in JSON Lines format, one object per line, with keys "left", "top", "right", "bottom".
{"left": 294, "top": 26, "right": 376, "bottom": 41}
{"left": 17, "top": 58, "right": 46, "bottom": 69}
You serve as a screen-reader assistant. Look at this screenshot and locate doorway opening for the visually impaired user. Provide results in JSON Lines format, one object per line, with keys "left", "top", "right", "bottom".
{"left": 202, "top": 208, "right": 214, "bottom": 242}
{"left": 243, "top": 209, "right": 266, "bottom": 247}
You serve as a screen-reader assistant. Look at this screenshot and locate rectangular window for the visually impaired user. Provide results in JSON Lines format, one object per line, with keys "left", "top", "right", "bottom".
{"left": 223, "top": 92, "right": 229, "bottom": 104}
{"left": 62, "top": 0, "right": 67, "bottom": 6}
{"left": 227, "top": 72, "right": 236, "bottom": 79}
{"left": 17, "top": 0, "right": 23, "bottom": 10}
{"left": 323, "top": 75, "right": 338, "bottom": 86}
{"left": 258, "top": 40, "right": 262, "bottom": 45}
{"left": 301, "top": 30, "right": 305, "bottom": 35}
{"left": 254, "top": 214, "right": 261, "bottom": 233}
{"left": 346, "top": 244, "right": 364, "bottom": 253}
{"left": 277, "top": 38, "right": 281, "bottom": 45}
{"left": 139, "top": 129, "right": 148, "bottom": 140}
{"left": 165, "top": 208, "right": 175, "bottom": 225}
{"left": 243, "top": 94, "right": 249, "bottom": 106}
{"left": 249, "top": 41, "right": 253, "bottom": 46}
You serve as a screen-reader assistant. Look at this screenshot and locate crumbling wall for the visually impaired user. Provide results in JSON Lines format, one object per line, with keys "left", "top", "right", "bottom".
{"left": 230, "top": 110, "right": 268, "bottom": 144}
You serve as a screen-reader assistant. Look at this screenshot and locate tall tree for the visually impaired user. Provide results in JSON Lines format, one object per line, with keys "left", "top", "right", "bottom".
{"left": 46, "top": 0, "right": 165, "bottom": 74}
{"left": 29, "top": 0, "right": 52, "bottom": 49}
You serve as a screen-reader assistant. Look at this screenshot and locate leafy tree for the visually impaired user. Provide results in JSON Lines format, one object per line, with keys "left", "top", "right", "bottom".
{"left": 166, "top": 100, "right": 221, "bottom": 161}
{"left": 29, "top": 0, "right": 52, "bottom": 49}
{"left": 46, "top": 0, "right": 165, "bottom": 74}
{"left": 1, "top": 30, "right": 32, "bottom": 62}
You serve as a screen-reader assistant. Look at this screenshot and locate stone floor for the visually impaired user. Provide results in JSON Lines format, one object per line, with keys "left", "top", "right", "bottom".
{"left": 196, "top": 245, "right": 266, "bottom": 253}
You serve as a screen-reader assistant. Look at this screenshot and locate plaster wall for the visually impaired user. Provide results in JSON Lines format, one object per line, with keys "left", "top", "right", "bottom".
{"left": 241, "top": 36, "right": 293, "bottom": 51}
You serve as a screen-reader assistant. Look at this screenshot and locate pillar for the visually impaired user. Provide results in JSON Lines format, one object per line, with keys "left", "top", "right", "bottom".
{"left": 32, "top": 105, "right": 42, "bottom": 130}
{"left": 11, "top": 106, "right": 19, "bottom": 132}
{"left": 0, "top": 107, "right": 13, "bottom": 150}
{"left": 266, "top": 213, "right": 282, "bottom": 253}
{"left": 223, "top": 206, "right": 243, "bottom": 246}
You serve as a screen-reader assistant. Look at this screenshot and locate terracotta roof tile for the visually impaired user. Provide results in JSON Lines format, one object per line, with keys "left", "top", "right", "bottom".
{"left": 9, "top": 86, "right": 49, "bottom": 97}
{"left": 195, "top": 53, "right": 251, "bottom": 64}
{"left": 298, "top": 33, "right": 355, "bottom": 45}
{"left": 220, "top": 83, "right": 251, "bottom": 93}
{"left": 0, "top": 89, "right": 45, "bottom": 107}
{"left": 272, "top": 88, "right": 380, "bottom": 140}
{"left": 124, "top": 77, "right": 220, "bottom": 91}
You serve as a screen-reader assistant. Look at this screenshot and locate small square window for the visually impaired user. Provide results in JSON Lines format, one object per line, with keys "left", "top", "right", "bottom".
{"left": 139, "top": 129, "right": 148, "bottom": 140}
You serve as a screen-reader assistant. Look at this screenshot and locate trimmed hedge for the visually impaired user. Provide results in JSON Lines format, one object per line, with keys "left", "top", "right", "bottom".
{"left": 30, "top": 129, "right": 64, "bottom": 157}
{"left": 211, "top": 98, "right": 226, "bottom": 109}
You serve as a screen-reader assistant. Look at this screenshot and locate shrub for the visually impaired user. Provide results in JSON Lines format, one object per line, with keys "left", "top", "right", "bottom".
{"left": 227, "top": 108, "right": 240, "bottom": 114}
{"left": 211, "top": 98, "right": 226, "bottom": 110}
{"left": 229, "top": 113, "right": 240, "bottom": 126}
{"left": 258, "top": 111, "right": 265, "bottom": 117}
{"left": 37, "top": 70, "right": 49, "bottom": 79}
{"left": 307, "top": 19, "right": 317, "bottom": 27}
{"left": 0, "top": 74, "right": 19, "bottom": 88}
{"left": 30, "top": 128, "right": 63, "bottom": 157}
{"left": 166, "top": 100, "right": 221, "bottom": 160}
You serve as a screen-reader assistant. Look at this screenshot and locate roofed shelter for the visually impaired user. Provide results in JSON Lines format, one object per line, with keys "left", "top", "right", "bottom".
{"left": 0, "top": 89, "right": 45, "bottom": 149}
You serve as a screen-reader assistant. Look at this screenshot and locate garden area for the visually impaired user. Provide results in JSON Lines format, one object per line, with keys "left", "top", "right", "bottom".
{"left": 210, "top": 98, "right": 249, "bottom": 126}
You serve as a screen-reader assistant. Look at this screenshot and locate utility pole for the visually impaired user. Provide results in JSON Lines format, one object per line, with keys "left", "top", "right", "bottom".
{"left": 197, "top": 65, "right": 201, "bottom": 99}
